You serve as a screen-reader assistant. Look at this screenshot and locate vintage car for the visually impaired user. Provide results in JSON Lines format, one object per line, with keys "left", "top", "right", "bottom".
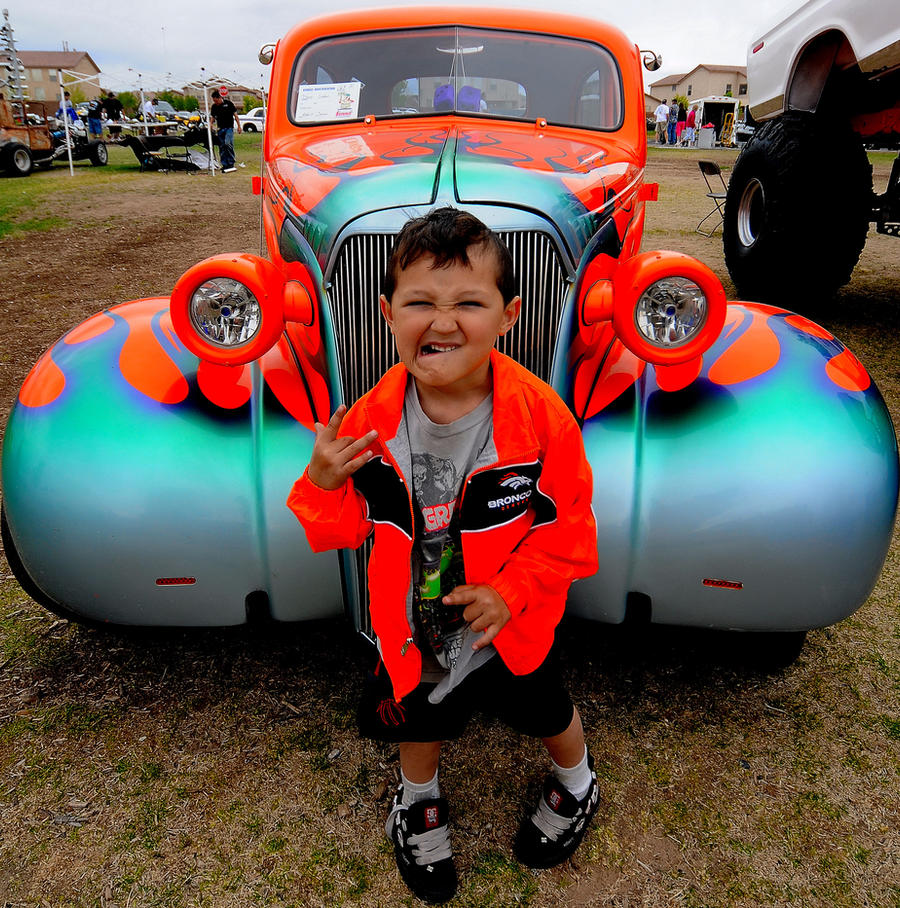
{"left": 2, "top": 8, "right": 897, "bottom": 664}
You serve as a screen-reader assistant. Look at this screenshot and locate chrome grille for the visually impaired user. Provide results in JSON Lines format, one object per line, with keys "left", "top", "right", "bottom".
{"left": 328, "top": 231, "right": 568, "bottom": 405}
{"left": 327, "top": 230, "right": 569, "bottom": 640}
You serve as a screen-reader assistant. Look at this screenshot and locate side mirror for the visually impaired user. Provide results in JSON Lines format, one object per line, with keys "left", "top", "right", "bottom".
{"left": 580, "top": 250, "right": 726, "bottom": 365}
{"left": 170, "top": 253, "right": 313, "bottom": 366}
{"left": 640, "top": 50, "right": 662, "bottom": 72}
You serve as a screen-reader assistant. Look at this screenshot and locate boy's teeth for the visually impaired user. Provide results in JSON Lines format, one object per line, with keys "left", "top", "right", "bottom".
{"left": 423, "top": 344, "right": 457, "bottom": 354}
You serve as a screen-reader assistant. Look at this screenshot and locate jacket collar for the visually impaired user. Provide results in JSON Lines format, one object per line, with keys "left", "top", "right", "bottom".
{"left": 363, "top": 350, "right": 540, "bottom": 459}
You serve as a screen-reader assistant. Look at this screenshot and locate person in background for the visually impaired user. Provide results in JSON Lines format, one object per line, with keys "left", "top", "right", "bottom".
{"left": 55, "top": 90, "right": 78, "bottom": 124}
{"left": 683, "top": 105, "right": 697, "bottom": 146}
{"left": 654, "top": 98, "right": 669, "bottom": 145}
{"left": 86, "top": 97, "right": 103, "bottom": 138}
{"left": 676, "top": 102, "right": 687, "bottom": 145}
{"left": 103, "top": 91, "right": 123, "bottom": 141}
{"left": 667, "top": 98, "right": 678, "bottom": 145}
{"left": 209, "top": 89, "right": 242, "bottom": 172}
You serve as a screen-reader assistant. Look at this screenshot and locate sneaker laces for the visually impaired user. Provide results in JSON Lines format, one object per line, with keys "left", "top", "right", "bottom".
{"left": 408, "top": 824, "right": 452, "bottom": 865}
{"left": 531, "top": 793, "right": 578, "bottom": 842}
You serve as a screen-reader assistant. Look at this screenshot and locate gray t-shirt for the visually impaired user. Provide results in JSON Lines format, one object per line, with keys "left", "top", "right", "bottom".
{"left": 404, "top": 381, "right": 497, "bottom": 694}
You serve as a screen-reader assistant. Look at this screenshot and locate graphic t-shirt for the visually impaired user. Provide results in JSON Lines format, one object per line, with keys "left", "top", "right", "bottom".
{"left": 405, "top": 381, "right": 493, "bottom": 673}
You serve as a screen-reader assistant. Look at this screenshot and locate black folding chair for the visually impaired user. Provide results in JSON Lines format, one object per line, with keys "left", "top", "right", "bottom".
{"left": 697, "top": 159, "right": 728, "bottom": 236}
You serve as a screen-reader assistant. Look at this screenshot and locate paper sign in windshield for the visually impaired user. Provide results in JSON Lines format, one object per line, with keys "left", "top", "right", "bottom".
{"left": 296, "top": 82, "right": 361, "bottom": 121}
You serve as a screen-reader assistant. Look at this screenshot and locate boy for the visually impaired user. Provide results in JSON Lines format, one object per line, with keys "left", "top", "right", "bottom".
{"left": 287, "top": 208, "right": 599, "bottom": 903}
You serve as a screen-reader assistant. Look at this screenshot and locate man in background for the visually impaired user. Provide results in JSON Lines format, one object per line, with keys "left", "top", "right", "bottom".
{"left": 209, "top": 89, "right": 242, "bottom": 172}
{"left": 654, "top": 99, "right": 669, "bottom": 145}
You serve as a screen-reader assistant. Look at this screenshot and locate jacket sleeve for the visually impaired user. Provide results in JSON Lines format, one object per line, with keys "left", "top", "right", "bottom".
{"left": 286, "top": 468, "right": 373, "bottom": 553}
{"left": 487, "top": 405, "right": 598, "bottom": 618}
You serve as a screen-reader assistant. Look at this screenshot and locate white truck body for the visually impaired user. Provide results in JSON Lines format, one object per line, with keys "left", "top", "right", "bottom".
{"left": 747, "top": 0, "right": 900, "bottom": 120}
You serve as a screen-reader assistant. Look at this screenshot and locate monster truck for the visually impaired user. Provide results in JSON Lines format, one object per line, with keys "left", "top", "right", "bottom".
{"left": 3, "top": 8, "right": 897, "bottom": 667}
{"left": 723, "top": 0, "right": 900, "bottom": 303}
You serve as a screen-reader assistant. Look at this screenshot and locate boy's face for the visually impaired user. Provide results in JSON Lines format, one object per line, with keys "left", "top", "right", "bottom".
{"left": 380, "top": 245, "right": 520, "bottom": 401}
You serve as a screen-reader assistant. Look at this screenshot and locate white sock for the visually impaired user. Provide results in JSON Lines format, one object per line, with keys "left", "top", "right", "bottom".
{"left": 400, "top": 768, "right": 440, "bottom": 806}
{"left": 552, "top": 747, "right": 592, "bottom": 801}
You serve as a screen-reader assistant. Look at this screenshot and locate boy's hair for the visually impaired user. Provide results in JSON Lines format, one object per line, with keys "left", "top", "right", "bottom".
{"left": 383, "top": 207, "right": 517, "bottom": 302}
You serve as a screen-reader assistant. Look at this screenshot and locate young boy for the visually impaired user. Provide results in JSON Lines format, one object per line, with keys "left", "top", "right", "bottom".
{"left": 287, "top": 207, "right": 599, "bottom": 903}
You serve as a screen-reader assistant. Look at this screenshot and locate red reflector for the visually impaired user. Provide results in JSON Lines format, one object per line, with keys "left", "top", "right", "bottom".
{"left": 703, "top": 578, "right": 743, "bottom": 590}
{"left": 251, "top": 175, "right": 262, "bottom": 195}
{"left": 155, "top": 577, "right": 197, "bottom": 586}
{"left": 752, "top": 41, "right": 764, "bottom": 54}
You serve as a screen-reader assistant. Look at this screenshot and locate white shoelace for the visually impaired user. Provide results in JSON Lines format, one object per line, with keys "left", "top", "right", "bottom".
{"left": 531, "top": 795, "right": 578, "bottom": 841}
{"left": 408, "top": 824, "right": 452, "bottom": 865}
{"left": 386, "top": 802, "right": 453, "bottom": 865}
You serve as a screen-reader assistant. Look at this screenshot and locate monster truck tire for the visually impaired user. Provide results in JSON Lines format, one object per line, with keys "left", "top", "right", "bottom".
{"left": 3, "top": 142, "right": 34, "bottom": 177}
{"left": 89, "top": 141, "right": 108, "bottom": 166}
{"left": 723, "top": 112, "right": 872, "bottom": 304}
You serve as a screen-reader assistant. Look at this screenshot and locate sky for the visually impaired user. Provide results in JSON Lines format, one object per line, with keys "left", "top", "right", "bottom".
{"left": 5, "top": 0, "right": 798, "bottom": 96}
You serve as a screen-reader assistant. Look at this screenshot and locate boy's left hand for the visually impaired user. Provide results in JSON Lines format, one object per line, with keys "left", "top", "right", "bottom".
{"left": 443, "top": 584, "right": 511, "bottom": 651}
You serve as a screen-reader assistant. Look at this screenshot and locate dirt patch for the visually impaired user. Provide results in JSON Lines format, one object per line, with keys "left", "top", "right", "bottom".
{"left": 0, "top": 140, "right": 898, "bottom": 907}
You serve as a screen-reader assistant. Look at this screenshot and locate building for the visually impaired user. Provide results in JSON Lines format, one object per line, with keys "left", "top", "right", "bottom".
{"left": 17, "top": 50, "right": 101, "bottom": 103}
{"left": 649, "top": 64, "right": 747, "bottom": 102}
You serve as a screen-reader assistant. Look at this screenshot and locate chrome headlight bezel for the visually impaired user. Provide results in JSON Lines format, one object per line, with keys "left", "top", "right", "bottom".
{"left": 634, "top": 276, "right": 708, "bottom": 349}
{"left": 188, "top": 277, "right": 263, "bottom": 349}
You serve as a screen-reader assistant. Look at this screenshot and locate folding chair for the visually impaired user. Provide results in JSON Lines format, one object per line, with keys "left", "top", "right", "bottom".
{"left": 696, "top": 159, "right": 728, "bottom": 236}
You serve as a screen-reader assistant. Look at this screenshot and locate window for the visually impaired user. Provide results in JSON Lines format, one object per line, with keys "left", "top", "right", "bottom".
{"left": 291, "top": 26, "right": 624, "bottom": 130}
{"left": 34, "top": 87, "right": 46, "bottom": 100}
{"left": 739, "top": 83, "right": 747, "bottom": 95}
{"left": 687, "top": 84, "right": 692, "bottom": 97}
{"left": 725, "top": 83, "right": 732, "bottom": 94}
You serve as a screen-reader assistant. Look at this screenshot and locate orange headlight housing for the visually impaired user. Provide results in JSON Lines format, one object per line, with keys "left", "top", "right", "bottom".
{"left": 581, "top": 251, "right": 726, "bottom": 365}
{"left": 170, "top": 253, "right": 313, "bottom": 366}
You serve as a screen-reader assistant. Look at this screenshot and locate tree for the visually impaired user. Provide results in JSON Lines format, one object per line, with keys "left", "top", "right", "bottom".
{"left": 117, "top": 91, "right": 137, "bottom": 116}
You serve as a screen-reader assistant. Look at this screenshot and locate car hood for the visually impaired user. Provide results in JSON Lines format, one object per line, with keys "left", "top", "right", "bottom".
{"left": 268, "top": 121, "right": 642, "bottom": 262}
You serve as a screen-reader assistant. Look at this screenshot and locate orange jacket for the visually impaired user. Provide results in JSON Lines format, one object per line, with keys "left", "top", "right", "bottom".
{"left": 287, "top": 351, "right": 599, "bottom": 701}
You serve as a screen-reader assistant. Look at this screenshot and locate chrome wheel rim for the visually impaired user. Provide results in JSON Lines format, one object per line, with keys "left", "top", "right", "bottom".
{"left": 737, "top": 177, "right": 765, "bottom": 248}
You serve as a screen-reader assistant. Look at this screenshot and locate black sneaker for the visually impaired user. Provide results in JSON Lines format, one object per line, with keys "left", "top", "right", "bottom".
{"left": 385, "top": 787, "right": 457, "bottom": 904}
{"left": 514, "top": 757, "right": 600, "bottom": 868}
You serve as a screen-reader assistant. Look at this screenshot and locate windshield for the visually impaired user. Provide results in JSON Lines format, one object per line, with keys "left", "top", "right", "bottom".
{"left": 289, "top": 26, "right": 623, "bottom": 130}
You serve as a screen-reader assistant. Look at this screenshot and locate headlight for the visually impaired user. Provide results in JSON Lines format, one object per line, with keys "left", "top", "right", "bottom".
{"left": 189, "top": 278, "right": 262, "bottom": 347}
{"left": 580, "top": 251, "right": 726, "bottom": 366}
{"left": 170, "top": 254, "right": 316, "bottom": 366}
{"left": 634, "top": 277, "right": 707, "bottom": 347}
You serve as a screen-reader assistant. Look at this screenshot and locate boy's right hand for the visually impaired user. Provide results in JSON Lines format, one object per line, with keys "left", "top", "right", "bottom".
{"left": 307, "top": 406, "right": 378, "bottom": 491}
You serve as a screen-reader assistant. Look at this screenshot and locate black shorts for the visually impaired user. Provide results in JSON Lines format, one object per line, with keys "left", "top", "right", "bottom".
{"left": 358, "top": 647, "right": 574, "bottom": 743}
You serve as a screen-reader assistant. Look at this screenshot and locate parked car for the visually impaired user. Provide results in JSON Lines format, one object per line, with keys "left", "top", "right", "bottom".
{"left": 2, "top": 8, "right": 897, "bottom": 667}
{"left": 238, "top": 106, "right": 266, "bottom": 132}
{"left": 724, "top": 0, "right": 900, "bottom": 303}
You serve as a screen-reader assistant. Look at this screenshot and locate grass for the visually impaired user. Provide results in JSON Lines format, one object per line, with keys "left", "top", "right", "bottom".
{"left": 1, "top": 137, "right": 898, "bottom": 908}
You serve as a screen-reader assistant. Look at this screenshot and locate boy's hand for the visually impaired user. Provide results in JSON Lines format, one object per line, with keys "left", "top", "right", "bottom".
{"left": 308, "top": 405, "right": 378, "bottom": 491}
{"left": 444, "top": 584, "right": 511, "bottom": 651}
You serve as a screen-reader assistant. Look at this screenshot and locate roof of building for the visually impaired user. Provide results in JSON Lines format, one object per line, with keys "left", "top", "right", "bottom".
{"left": 650, "top": 63, "right": 746, "bottom": 89}
{"left": 18, "top": 50, "right": 101, "bottom": 73}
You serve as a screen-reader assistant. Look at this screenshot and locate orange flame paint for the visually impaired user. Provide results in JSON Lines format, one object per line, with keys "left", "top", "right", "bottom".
{"left": 784, "top": 314, "right": 834, "bottom": 341}
{"left": 708, "top": 308, "right": 781, "bottom": 386}
{"left": 63, "top": 312, "right": 115, "bottom": 345}
{"left": 260, "top": 338, "right": 316, "bottom": 429}
{"left": 655, "top": 356, "right": 703, "bottom": 392}
{"left": 825, "top": 348, "right": 871, "bottom": 393}
{"left": 18, "top": 350, "right": 66, "bottom": 408}
{"left": 197, "top": 360, "right": 253, "bottom": 409}
{"left": 114, "top": 299, "right": 189, "bottom": 405}
{"left": 584, "top": 340, "right": 645, "bottom": 420}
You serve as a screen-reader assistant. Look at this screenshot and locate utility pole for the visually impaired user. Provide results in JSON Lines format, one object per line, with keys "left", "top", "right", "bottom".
{"left": 0, "top": 8, "right": 27, "bottom": 101}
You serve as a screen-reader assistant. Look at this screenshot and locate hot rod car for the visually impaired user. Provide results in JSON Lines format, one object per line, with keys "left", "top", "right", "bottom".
{"left": 2, "top": 8, "right": 897, "bottom": 663}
